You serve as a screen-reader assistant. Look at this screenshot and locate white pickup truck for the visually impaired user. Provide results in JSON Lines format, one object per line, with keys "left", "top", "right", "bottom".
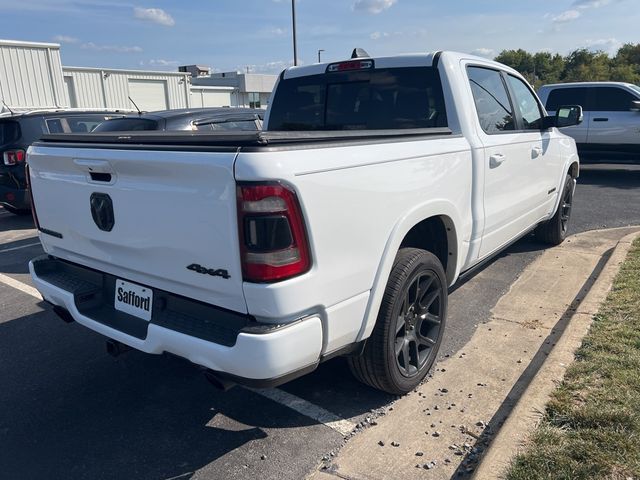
{"left": 27, "top": 51, "right": 581, "bottom": 394}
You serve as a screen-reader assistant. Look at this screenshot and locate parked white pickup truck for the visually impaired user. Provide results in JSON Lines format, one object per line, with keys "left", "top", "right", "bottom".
{"left": 27, "top": 51, "right": 581, "bottom": 394}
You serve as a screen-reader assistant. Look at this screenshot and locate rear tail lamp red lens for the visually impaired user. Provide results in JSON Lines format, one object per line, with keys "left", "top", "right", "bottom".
{"left": 237, "top": 182, "right": 311, "bottom": 283}
{"left": 3, "top": 149, "right": 25, "bottom": 166}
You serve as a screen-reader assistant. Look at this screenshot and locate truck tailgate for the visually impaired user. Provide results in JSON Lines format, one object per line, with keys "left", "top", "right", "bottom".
{"left": 27, "top": 145, "right": 247, "bottom": 313}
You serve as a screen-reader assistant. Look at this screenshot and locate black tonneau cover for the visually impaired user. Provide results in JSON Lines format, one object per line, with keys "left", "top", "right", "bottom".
{"left": 36, "top": 128, "right": 453, "bottom": 149}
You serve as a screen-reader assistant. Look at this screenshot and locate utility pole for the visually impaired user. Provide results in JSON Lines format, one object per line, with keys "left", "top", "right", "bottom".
{"left": 291, "top": 0, "right": 298, "bottom": 66}
{"left": 317, "top": 49, "right": 325, "bottom": 63}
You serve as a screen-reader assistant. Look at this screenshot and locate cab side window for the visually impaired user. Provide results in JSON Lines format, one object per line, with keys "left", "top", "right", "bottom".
{"left": 467, "top": 67, "right": 515, "bottom": 134}
{"left": 591, "top": 87, "right": 636, "bottom": 111}
{"left": 506, "top": 75, "right": 543, "bottom": 130}
{"left": 545, "top": 87, "right": 588, "bottom": 112}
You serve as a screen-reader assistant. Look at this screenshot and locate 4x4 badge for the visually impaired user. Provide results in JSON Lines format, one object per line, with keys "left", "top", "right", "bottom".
{"left": 186, "top": 263, "right": 230, "bottom": 279}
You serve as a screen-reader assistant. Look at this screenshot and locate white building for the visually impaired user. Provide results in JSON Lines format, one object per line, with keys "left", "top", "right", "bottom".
{"left": 62, "top": 66, "right": 192, "bottom": 111}
{"left": 0, "top": 39, "right": 236, "bottom": 112}
{"left": 0, "top": 39, "right": 68, "bottom": 110}
{"left": 191, "top": 70, "right": 277, "bottom": 109}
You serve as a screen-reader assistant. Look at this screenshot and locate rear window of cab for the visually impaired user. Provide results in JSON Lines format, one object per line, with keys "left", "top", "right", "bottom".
{"left": 268, "top": 66, "right": 448, "bottom": 131}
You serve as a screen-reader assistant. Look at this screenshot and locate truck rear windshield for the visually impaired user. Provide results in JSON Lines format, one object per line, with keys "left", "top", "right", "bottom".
{"left": 268, "top": 66, "right": 448, "bottom": 131}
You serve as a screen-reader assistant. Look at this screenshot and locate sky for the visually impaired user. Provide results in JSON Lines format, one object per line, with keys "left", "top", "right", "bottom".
{"left": 0, "top": 0, "right": 637, "bottom": 74}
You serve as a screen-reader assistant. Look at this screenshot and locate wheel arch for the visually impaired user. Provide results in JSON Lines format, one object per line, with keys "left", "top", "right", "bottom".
{"left": 356, "top": 201, "right": 465, "bottom": 343}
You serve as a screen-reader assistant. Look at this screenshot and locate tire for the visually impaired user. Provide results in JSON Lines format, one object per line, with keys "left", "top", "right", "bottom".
{"left": 348, "top": 248, "right": 447, "bottom": 395}
{"left": 534, "top": 174, "right": 575, "bottom": 246}
{"left": 3, "top": 205, "right": 31, "bottom": 216}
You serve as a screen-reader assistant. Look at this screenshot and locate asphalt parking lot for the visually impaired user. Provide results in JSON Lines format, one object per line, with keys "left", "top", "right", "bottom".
{"left": 0, "top": 164, "right": 639, "bottom": 480}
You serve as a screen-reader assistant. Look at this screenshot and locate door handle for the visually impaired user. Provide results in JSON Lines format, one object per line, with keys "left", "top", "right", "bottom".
{"left": 532, "top": 146, "right": 543, "bottom": 158}
{"left": 489, "top": 153, "right": 506, "bottom": 168}
{"left": 593, "top": 117, "right": 609, "bottom": 122}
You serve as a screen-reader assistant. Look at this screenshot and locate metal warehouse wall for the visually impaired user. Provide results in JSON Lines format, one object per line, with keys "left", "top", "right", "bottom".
{"left": 190, "top": 87, "right": 233, "bottom": 108}
{"left": 0, "top": 40, "right": 68, "bottom": 109}
{"left": 62, "top": 67, "right": 191, "bottom": 110}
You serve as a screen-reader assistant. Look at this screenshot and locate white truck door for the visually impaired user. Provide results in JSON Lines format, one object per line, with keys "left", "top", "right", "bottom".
{"left": 587, "top": 85, "right": 640, "bottom": 149}
{"left": 466, "top": 66, "right": 545, "bottom": 259}
{"left": 504, "top": 74, "right": 562, "bottom": 218}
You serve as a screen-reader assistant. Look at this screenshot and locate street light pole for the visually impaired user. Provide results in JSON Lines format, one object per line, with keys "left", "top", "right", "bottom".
{"left": 318, "top": 49, "right": 325, "bottom": 63}
{"left": 291, "top": 0, "right": 298, "bottom": 66}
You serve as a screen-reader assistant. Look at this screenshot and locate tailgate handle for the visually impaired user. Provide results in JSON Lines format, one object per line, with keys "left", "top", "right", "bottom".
{"left": 73, "top": 158, "right": 113, "bottom": 174}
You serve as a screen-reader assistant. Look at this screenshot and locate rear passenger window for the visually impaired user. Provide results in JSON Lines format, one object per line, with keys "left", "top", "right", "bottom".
{"left": 507, "top": 75, "right": 543, "bottom": 130}
{"left": 591, "top": 87, "right": 637, "bottom": 111}
{"left": 467, "top": 67, "right": 515, "bottom": 134}
{"left": 545, "top": 88, "right": 588, "bottom": 112}
{"left": 0, "top": 121, "right": 21, "bottom": 145}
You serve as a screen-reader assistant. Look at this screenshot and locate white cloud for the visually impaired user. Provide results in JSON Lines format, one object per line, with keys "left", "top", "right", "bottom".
{"left": 147, "top": 59, "right": 180, "bottom": 67}
{"left": 133, "top": 7, "right": 175, "bottom": 26}
{"left": 370, "top": 31, "right": 389, "bottom": 40}
{"left": 584, "top": 37, "right": 620, "bottom": 54}
{"left": 471, "top": 48, "right": 495, "bottom": 58}
{"left": 81, "top": 42, "right": 143, "bottom": 53}
{"left": 572, "top": 0, "right": 612, "bottom": 8}
{"left": 53, "top": 35, "right": 78, "bottom": 44}
{"left": 551, "top": 9, "right": 581, "bottom": 23}
{"left": 270, "top": 27, "right": 286, "bottom": 35}
{"left": 353, "top": 0, "right": 397, "bottom": 14}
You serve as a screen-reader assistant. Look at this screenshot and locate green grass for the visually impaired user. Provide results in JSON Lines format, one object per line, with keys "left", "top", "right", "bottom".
{"left": 506, "top": 238, "right": 640, "bottom": 480}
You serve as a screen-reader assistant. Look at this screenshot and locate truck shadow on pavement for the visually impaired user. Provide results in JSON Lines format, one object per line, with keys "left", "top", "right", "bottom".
{"left": 0, "top": 211, "right": 35, "bottom": 232}
{"left": 578, "top": 164, "right": 640, "bottom": 190}
{"left": 0, "top": 305, "right": 392, "bottom": 480}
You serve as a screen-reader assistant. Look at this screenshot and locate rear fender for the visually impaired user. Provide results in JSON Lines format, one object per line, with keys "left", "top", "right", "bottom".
{"left": 356, "top": 200, "right": 463, "bottom": 342}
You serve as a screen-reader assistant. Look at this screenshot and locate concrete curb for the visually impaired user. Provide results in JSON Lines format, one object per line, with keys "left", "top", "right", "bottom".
{"left": 472, "top": 229, "right": 640, "bottom": 480}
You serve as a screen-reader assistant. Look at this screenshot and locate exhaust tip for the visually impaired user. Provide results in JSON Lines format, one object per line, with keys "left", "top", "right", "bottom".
{"left": 106, "top": 339, "right": 131, "bottom": 358}
{"left": 52, "top": 306, "right": 75, "bottom": 324}
{"left": 204, "top": 370, "right": 236, "bottom": 391}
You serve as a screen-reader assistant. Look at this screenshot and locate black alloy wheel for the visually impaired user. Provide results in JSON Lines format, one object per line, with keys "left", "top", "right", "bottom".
{"left": 394, "top": 270, "right": 443, "bottom": 377}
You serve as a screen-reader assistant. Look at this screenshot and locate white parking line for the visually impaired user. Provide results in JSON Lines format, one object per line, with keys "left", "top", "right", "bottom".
{"left": 0, "top": 242, "right": 41, "bottom": 253}
{"left": 249, "top": 387, "right": 357, "bottom": 435}
{"left": 0, "top": 273, "right": 42, "bottom": 300}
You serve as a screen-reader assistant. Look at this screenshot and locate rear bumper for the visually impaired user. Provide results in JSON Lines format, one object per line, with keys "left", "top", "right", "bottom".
{"left": 29, "top": 256, "right": 323, "bottom": 384}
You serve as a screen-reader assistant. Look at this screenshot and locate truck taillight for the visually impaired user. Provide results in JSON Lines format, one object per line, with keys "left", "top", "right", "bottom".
{"left": 3, "top": 149, "right": 25, "bottom": 166}
{"left": 237, "top": 182, "right": 311, "bottom": 283}
{"left": 25, "top": 164, "right": 40, "bottom": 230}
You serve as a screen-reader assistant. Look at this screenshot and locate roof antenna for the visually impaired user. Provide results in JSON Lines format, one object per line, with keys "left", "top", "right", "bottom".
{"left": 1, "top": 99, "right": 14, "bottom": 115}
{"left": 128, "top": 96, "right": 142, "bottom": 115}
{"left": 351, "top": 48, "right": 370, "bottom": 59}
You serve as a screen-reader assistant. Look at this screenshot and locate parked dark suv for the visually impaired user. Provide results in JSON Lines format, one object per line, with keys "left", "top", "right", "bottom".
{"left": 92, "top": 107, "right": 265, "bottom": 133}
{"left": 0, "top": 110, "right": 127, "bottom": 214}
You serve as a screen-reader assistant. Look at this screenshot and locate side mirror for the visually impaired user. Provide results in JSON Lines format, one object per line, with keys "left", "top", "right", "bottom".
{"left": 554, "top": 105, "right": 583, "bottom": 128}
{"left": 631, "top": 100, "right": 640, "bottom": 111}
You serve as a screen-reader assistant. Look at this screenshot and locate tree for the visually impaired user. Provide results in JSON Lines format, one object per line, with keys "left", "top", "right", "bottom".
{"left": 495, "top": 49, "right": 535, "bottom": 80}
{"left": 563, "top": 49, "right": 611, "bottom": 82}
{"left": 493, "top": 44, "right": 640, "bottom": 86}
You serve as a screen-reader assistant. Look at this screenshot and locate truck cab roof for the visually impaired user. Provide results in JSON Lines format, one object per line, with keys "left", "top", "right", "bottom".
{"left": 282, "top": 51, "right": 521, "bottom": 80}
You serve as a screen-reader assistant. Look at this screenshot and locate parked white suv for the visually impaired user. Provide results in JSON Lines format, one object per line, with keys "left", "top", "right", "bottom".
{"left": 538, "top": 81, "right": 640, "bottom": 162}
{"left": 27, "top": 51, "right": 581, "bottom": 394}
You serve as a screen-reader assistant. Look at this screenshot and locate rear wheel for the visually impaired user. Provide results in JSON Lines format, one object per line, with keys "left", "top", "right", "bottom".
{"left": 534, "top": 174, "right": 575, "bottom": 245}
{"left": 348, "top": 248, "right": 447, "bottom": 395}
